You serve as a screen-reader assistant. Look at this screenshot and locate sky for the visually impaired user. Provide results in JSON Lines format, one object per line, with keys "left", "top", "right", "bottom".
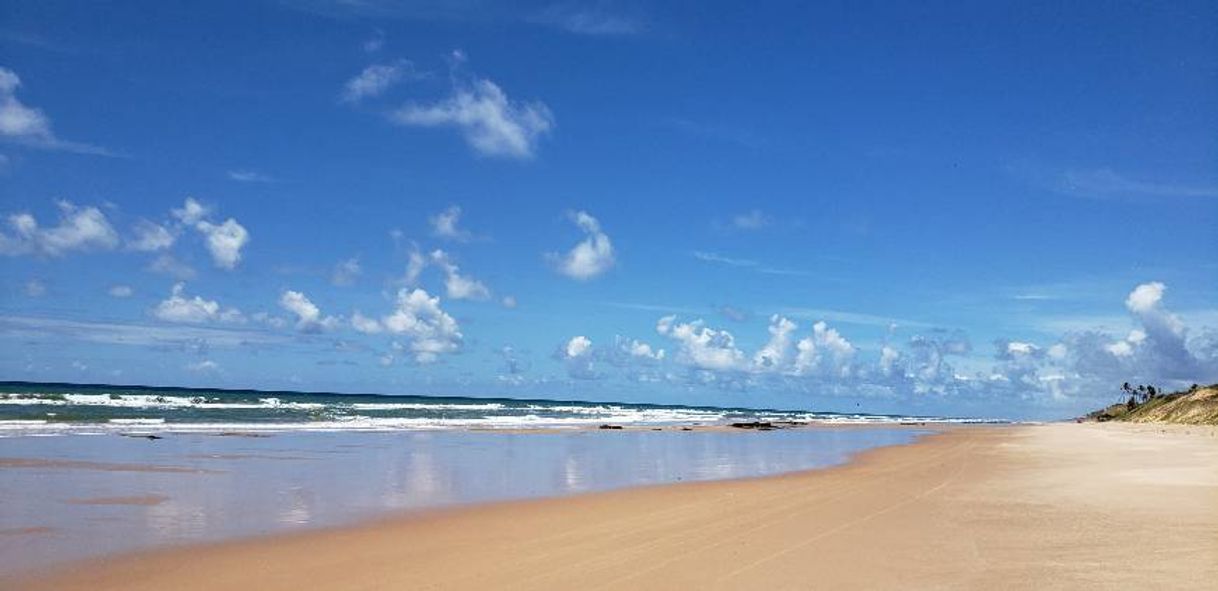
{"left": 1, "top": 0, "right": 1216, "bottom": 420}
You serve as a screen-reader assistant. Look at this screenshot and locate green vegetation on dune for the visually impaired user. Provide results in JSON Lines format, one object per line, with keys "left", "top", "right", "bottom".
{"left": 1086, "top": 383, "right": 1218, "bottom": 425}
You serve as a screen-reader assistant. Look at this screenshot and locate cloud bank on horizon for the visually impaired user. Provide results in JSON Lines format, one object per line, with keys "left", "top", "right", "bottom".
{"left": 1, "top": 1, "right": 1216, "bottom": 419}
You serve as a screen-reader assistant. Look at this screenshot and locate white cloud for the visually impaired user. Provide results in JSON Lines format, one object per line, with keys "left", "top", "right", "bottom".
{"left": 1106, "top": 340, "right": 1134, "bottom": 357}
{"left": 879, "top": 345, "right": 901, "bottom": 377}
{"left": 252, "top": 311, "right": 287, "bottom": 329}
{"left": 185, "top": 359, "right": 219, "bottom": 372}
{"left": 692, "top": 251, "right": 758, "bottom": 268}
{"left": 108, "top": 285, "right": 133, "bottom": 298}
{"left": 792, "top": 321, "right": 856, "bottom": 378}
{"left": 0, "top": 67, "right": 50, "bottom": 142}
{"left": 1125, "top": 281, "right": 1164, "bottom": 314}
{"left": 196, "top": 218, "right": 250, "bottom": 270}
{"left": 342, "top": 61, "right": 413, "bottom": 103}
{"left": 0, "top": 66, "right": 109, "bottom": 155}
{"left": 171, "top": 198, "right": 209, "bottom": 225}
{"left": 551, "top": 210, "right": 615, "bottom": 280}
{"left": 557, "top": 335, "right": 599, "bottom": 379}
{"left": 501, "top": 295, "right": 518, "bottom": 309}
{"left": 430, "top": 249, "right": 491, "bottom": 300}
{"left": 147, "top": 253, "right": 196, "bottom": 280}
{"left": 753, "top": 315, "right": 796, "bottom": 371}
{"left": 565, "top": 335, "right": 592, "bottom": 358}
{"left": 379, "top": 288, "right": 462, "bottom": 363}
{"left": 226, "top": 170, "right": 275, "bottom": 183}
{"left": 331, "top": 257, "right": 361, "bottom": 286}
{"left": 127, "top": 220, "right": 176, "bottom": 252}
{"left": 529, "top": 5, "right": 642, "bottom": 35}
{"left": 429, "top": 205, "right": 472, "bottom": 241}
{"left": 279, "top": 290, "right": 339, "bottom": 332}
{"left": 403, "top": 248, "right": 427, "bottom": 286}
{"left": 0, "top": 201, "right": 119, "bottom": 256}
{"left": 392, "top": 77, "right": 554, "bottom": 159}
{"left": 351, "top": 311, "right": 383, "bottom": 334}
{"left": 1060, "top": 168, "right": 1218, "bottom": 199}
{"left": 1006, "top": 341, "right": 1038, "bottom": 356}
{"left": 731, "top": 209, "right": 770, "bottom": 230}
{"left": 152, "top": 283, "right": 243, "bottom": 324}
{"left": 623, "top": 338, "right": 665, "bottom": 361}
{"left": 656, "top": 315, "right": 746, "bottom": 371}
{"left": 1, "top": 314, "right": 285, "bottom": 348}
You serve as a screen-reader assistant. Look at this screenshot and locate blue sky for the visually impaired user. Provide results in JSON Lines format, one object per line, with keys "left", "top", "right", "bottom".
{"left": 1, "top": 0, "right": 1216, "bottom": 419}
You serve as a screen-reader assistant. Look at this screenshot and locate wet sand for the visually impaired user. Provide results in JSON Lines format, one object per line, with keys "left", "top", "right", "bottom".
{"left": 15, "top": 423, "right": 1218, "bottom": 590}
{"left": 0, "top": 425, "right": 923, "bottom": 574}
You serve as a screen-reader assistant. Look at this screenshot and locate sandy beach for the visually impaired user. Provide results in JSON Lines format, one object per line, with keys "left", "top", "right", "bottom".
{"left": 13, "top": 423, "right": 1217, "bottom": 590}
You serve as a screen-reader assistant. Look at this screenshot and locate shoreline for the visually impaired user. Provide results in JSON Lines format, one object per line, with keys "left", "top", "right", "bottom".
{"left": 0, "top": 423, "right": 930, "bottom": 576}
{"left": 14, "top": 422, "right": 1217, "bottom": 589}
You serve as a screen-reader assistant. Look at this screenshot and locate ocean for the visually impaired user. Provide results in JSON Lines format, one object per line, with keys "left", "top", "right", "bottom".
{"left": 0, "top": 381, "right": 999, "bottom": 574}
{"left": 0, "top": 381, "right": 994, "bottom": 436}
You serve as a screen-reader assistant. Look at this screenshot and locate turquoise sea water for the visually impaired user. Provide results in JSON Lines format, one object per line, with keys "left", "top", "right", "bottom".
{"left": 0, "top": 381, "right": 994, "bottom": 435}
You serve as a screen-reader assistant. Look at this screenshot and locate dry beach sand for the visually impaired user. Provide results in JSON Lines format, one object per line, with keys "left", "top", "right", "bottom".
{"left": 16, "top": 423, "right": 1218, "bottom": 590}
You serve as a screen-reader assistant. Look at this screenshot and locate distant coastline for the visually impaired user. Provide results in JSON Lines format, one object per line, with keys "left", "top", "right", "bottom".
{"left": 1085, "top": 383, "right": 1218, "bottom": 425}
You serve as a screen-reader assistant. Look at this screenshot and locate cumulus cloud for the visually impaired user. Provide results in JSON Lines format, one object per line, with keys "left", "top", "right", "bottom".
{"left": 565, "top": 335, "right": 592, "bottom": 358}
{"left": 550, "top": 210, "right": 615, "bottom": 280}
{"left": 0, "top": 66, "right": 109, "bottom": 155}
{"left": 1118, "top": 282, "right": 1196, "bottom": 379}
{"left": 556, "top": 335, "right": 598, "bottom": 379}
{"left": 279, "top": 290, "right": 340, "bottom": 332}
{"left": 152, "top": 283, "right": 243, "bottom": 324}
{"left": 377, "top": 288, "right": 462, "bottom": 363}
{"left": 430, "top": 249, "right": 491, "bottom": 300}
{"left": 127, "top": 220, "right": 176, "bottom": 252}
{"left": 429, "top": 205, "right": 472, "bottom": 241}
{"left": 536, "top": 281, "right": 1211, "bottom": 415}
{"left": 623, "top": 338, "right": 665, "bottom": 361}
{"left": 196, "top": 219, "right": 249, "bottom": 270}
{"left": 1125, "top": 282, "right": 1165, "bottom": 314}
{"left": 0, "top": 201, "right": 119, "bottom": 257}
{"left": 351, "top": 311, "right": 383, "bottom": 334}
{"left": 392, "top": 77, "right": 554, "bottom": 159}
{"left": 144, "top": 198, "right": 250, "bottom": 270}
{"left": 792, "top": 320, "right": 856, "bottom": 378}
{"left": 656, "top": 315, "right": 747, "bottom": 372}
{"left": 172, "top": 198, "right": 209, "bottom": 225}
{"left": 977, "top": 281, "right": 1218, "bottom": 408}
{"left": 0, "top": 67, "right": 50, "bottom": 142}
{"left": 342, "top": 61, "right": 414, "bottom": 103}
{"left": 753, "top": 315, "right": 796, "bottom": 371}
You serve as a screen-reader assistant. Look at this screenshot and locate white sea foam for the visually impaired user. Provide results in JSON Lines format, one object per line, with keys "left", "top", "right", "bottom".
{"left": 0, "top": 391, "right": 998, "bottom": 437}
{"left": 0, "top": 393, "right": 325, "bottom": 410}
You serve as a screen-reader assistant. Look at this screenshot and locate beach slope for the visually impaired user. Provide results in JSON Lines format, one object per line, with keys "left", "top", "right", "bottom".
{"left": 19, "top": 424, "right": 1218, "bottom": 590}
